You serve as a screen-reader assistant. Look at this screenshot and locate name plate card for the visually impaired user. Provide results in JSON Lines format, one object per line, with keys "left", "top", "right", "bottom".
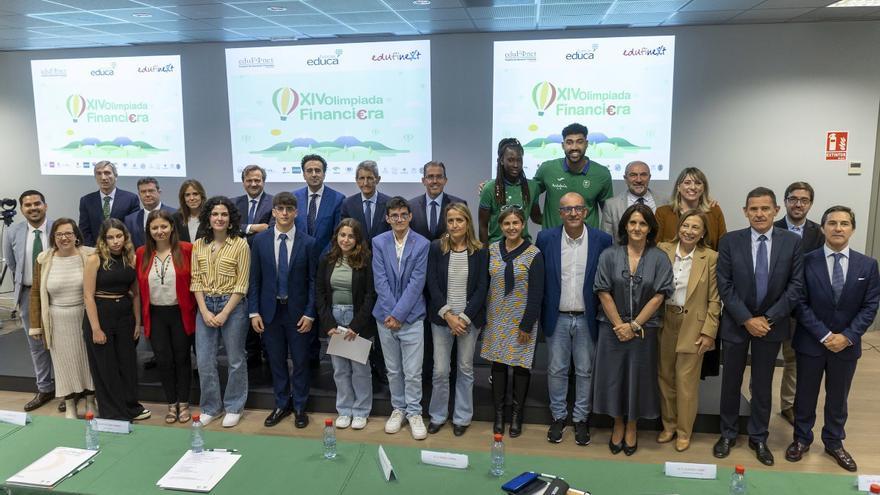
{"left": 0, "top": 410, "right": 29, "bottom": 426}
{"left": 377, "top": 445, "right": 397, "bottom": 481}
{"left": 94, "top": 418, "right": 131, "bottom": 434}
{"left": 420, "top": 450, "right": 468, "bottom": 469}
{"left": 857, "top": 475, "right": 880, "bottom": 492}
{"left": 664, "top": 462, "right": 716, "bottom": 480}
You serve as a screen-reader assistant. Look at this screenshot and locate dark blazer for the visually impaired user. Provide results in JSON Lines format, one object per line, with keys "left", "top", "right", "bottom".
{"left": 774, "top": 217, "right": 824, "bottom": 253}
{"left": 234, "top": 192, "right": 274, "bottom": 243}
{"left": 716, "top": 227, "right": 804, "bottom": 343}
{"left": 78, "top": 188, "right": 140, "bottom": 246}
{"left": 408, "top": 193, "right": 467, "bottom": 241}
{"left": 172, "top": 211, "right": 197, "bottom": 243}
{"left": 536, "top": 225, "right": 612, "bottom": 341}
{"left": 794, "top": 248, "right": 880, "bottom": 360}
{"left": 294, "top": 185, "right": 344, "bottom": 253}
{"left": 340, "top": 192, "right": 391, "bottom": 239}
{"left": 248, "top": 227, "right": 316, "bottom": 325}
{"left": 123, "top": 204, "right": 178, "bottom": 248}
{"left": 315, "top": 255, "right": 377, "bottom": 339}
{"left": 426, "top": 241, "right": 489, "bottom": 328}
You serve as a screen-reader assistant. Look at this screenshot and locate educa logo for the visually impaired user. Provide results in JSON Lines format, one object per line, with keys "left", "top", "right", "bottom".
{"left": 565, "top": 44, "right": 598, "bottom": 61}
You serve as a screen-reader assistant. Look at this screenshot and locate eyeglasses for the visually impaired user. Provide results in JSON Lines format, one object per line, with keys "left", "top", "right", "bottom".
{"left": 273, "top": 206, "right": 296, "bottom": 213}
{"left": 387, "top": 213, "right": 411, "bottom": 222}
{"left": 54, "top": 232, "right": 75, "bottom": 239}
{"left": 785, "top": 197, "right": 811, "bottom": 206}
{"left": 500, "top": 204, "right": 522, "bottom": 212}
{"left": 423, "top": 174, "right": 445, "bottom": 181}
{"left": 559, "top": 205, "right": 587, "bottom": 214}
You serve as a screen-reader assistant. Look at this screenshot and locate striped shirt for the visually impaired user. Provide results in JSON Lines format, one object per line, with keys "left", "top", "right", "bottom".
{"left": 438, "top": 249, "right": 469, "bottom": 320}
{"left": 190, "top": 236, "right": 250, "bottom": 295}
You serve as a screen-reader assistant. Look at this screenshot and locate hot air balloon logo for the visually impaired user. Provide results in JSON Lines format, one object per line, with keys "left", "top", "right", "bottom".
{"left": 531, "top": 81, "right": 557, "bottom": 116}
{"left": 66, "top": 94, "right": 86, "bottom": 123}
{"left": 272, "top": 87, "right": 300, "bottom": 121}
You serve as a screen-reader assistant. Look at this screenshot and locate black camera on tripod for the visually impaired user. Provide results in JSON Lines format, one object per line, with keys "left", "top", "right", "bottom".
{"left": 1, "top": 198, "right": 16, "bottom": 227}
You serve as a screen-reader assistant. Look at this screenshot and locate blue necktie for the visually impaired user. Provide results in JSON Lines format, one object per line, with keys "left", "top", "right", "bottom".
{"left": 307, "top": 193, "right": 318, "bottom": 236}
{"left": 278, "top": 233, "right": 289, "bottom": 299}
{"left": 363, "top": 200, "right": 372, "bottom": 234}
{"left": 429, "top": 200, "right": 438, "bottom": 236}
{"left": 831, "top": 253, "right": 845, "bottom": 304}
{"left": 248, "top": 199, "right": 257, "bottom": 225}
{"left": 755, "top": 235, "right": 769, "bottom": 307}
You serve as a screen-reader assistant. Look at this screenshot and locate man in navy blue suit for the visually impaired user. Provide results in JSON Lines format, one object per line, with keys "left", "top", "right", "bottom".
{"left": 293, "top": 154, "right": 344, "bottom": 254}
{"left": 234, "top": 164, "right": 274, "bottom": 245}
{"left": 78, "top": 161, "right": 140, "bottom": 246}
{"left": 248, "top": 192, "right": 316, "bottom": 429}
{"left": 713, "top": 187, "right": 803, "bottom": 466}
{"left": 536, "top": 192, "right": 611, "bottom": 446}
{"left": 340, "top": 160, "right": 390, "bottom": 240}
{"left": 123, "top": 177, "right": 178, "bottom": 248}
{"left": 784, "top": 206, "right": 879, "bottom": 472}
{"left": 407, "top": 161, "right": 467, "bottom": 242}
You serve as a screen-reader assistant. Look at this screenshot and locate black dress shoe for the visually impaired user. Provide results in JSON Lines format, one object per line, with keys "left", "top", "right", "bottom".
{"left": 748, "top": 439, "right": 775, "bottom": 466}
{"left": 294, "top": 410, "right": 309, "bottom": 429}
{"left": 623, "top": 441, "right": 638, "bottom": 456}
{"left": 608, "top": 438, "right": 624, "bottom": 455}
{"left": 574, "top": 421, "right": 591, "bottom": 446}
{"left": 780, "top": 408, "right": 795, "bottom": 426}
{"left": 427, "top": 421, "right": 444, "bottom": 434}
{"left": 24, "top": 391, "right": 54, "bottom": 412}
{"left": 264, "top": 408, "right": 291, "bottom": 427}
{"left": 452, "top": 424, "right": 468, "bottom": 437}
{"left": 825, "top": 446, "right": 857, "bottom": 472}
{"left": 785, "top": 441, "right": 810, "bottom": 462}
{"left": 713, "top": 437, "right": 736, "bottom": 458}
{"left": 58, "top": 401, "right": 66, "bottom": 413}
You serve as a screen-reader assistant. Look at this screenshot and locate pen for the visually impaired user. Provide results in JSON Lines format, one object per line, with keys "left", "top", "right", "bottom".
{"left": 207, "top": 448, "right": 239, "bottom": 453}
{"left": 63, "top": 460, "right": 94, "bottom": 481}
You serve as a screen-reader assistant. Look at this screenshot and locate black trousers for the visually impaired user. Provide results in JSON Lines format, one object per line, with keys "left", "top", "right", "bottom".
{"left": 83, "top": 297, "right": 144, "bottom": 420}
{"left": 150, "top": 305, "right": 193, "bottom": 404}
{"left": 719, "top": 337, "right": 781, "bottom": 443}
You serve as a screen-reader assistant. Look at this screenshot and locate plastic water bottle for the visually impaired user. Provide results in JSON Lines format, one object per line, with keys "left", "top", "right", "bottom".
{"left": 491, "top": 433, "right": 505, "bottom": 477}
{"left": 323, "top": 419, "right": 337, "bottom": 459}
{"left": 729, "top": 465, "right": 746, "bottom": 494}
{"left": 84, "top": 412, "right": 99, "bottom": 451}
{"left": 190, "top": 414, "right": 205, "bottom": 453}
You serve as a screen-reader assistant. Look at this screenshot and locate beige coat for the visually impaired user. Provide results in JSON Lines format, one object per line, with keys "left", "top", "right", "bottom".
{"left": 29, "top": 246, "right": 94, "bottom": 349}
{"left": 657, "top": 242, "right": 721, "bottom": 353}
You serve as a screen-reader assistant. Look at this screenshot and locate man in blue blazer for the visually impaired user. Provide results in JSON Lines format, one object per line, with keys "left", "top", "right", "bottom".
{"left": 3, "top": 190, "right": 60, "bottom": 412}
{"left": 784, "top": 206, "right": 879, "bottom": 472}
{"left": 340, "top": 160, "right": 390, "bottom": 240}
{"left": 123, "top": 177, "right": 178, "bottom": 248}
{"left": 407, "top": 161, "right": 467, "bottom": 242}
{"left": 248, "top": 192, "right": 316, "bottom": 429}
{"left": 78, "top": 161, "right": 140, "bottom": 246}
{"left": 293, "top": 154, "right": 344, "bottom": 254}
{"left": 234, "top": 164, "right": 274, "bottom": 245}
{"left": 536, "top": 192, "right": 611, "bottom": 446}
{"left": 714, "top": 187, "right": 804, "bottom": 466}
{"left": 372, "top": 196, "right": 430, "bottom": 440}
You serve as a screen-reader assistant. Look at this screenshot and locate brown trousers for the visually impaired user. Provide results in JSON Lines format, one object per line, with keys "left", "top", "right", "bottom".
{"left": 658, "top": 310, "right": 705, "bottom": 439}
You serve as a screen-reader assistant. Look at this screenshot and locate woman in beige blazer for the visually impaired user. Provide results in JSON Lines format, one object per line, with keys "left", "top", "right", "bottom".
{"left": 657, "top": 209, "right": 721, "bottom": 452}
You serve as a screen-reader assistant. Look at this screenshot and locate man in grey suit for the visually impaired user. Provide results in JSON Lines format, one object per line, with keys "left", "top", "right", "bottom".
{"left": 600, "top": 161, "right": 656, "bottom": 242}
{"left": 2, "top": 190, "right": 61, "bottom": 412}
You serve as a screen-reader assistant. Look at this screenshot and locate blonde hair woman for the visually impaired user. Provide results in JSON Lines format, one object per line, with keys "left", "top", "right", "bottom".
{"left": 654, "top": 167, "right": 727, "bottom": 250}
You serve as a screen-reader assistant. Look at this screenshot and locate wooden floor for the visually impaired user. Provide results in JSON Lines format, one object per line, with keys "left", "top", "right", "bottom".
{"left": 3, "top": 332, "right": 880, "bottom": 477}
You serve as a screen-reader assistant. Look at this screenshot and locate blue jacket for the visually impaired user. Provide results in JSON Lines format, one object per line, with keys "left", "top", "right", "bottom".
{"left": 248, "top": 227, "right": 317, "bottom": 325}
{"left": 234, "top": 192, "right": 274, "bottom": 244}
{"left": 341, "top": 192, "right": 391, "bottom": 240}
{"left": 293, "top": 185, "right": 344, "bottom": 254}
{"left": 371, "top": 229, "right": 430, "bottom": 325}
{"left": 78, "top": 188, "right": 140, "bottom": 246}
{"left": 123, "top": 204, "right": 178, "bottom": 248}
{"left": 536, "top": 225, "right": 611, "bottom": 341}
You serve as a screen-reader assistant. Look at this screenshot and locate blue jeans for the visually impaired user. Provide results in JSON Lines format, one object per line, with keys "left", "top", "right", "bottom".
{"left": 547, "top": 314, "right": 595, "bottom": 422}
{"left": 195, "top": 295, "right": 248, "bottom": 416}
{"left": 330, "top": 305, "right": 372, "bottom": 417}
{"left": 428, "top": 323, "right": 480, "bottom": 426}
{"left": 377, "top": 319, "right": 424, "bottom": 417}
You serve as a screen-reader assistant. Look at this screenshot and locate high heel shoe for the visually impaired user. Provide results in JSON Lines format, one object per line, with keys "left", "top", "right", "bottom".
{"left": 608, "top": 437, "right": 624, "bottom": 455}
{"left": 623, "top": 441, "right": 639, "bottom": 456}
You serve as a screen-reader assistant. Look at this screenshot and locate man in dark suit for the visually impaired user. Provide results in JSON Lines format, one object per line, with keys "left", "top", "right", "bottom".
{"left": 713, "top": 187, "right": 803, "bottom": 466}
{"left": 784, "top": 205, "right": 879, "bottom": 472}
{"left": 123, "top": 177, "right": 178, "bottom": 248}
{"left": 340, "top": 160, "right": 390, "bottom": 240}
{"left": 248, "top": 192, "right": 316, "bottom": 429}
{"left": 293, "top": 154, "right": 344, "bottom": 254}
{"left": 233, "top": 164, "right": 274, "bottom": 245}
{"left": 408, "top": 161, "right": 467, "bottom": 241}
{"left": 774, "top": 181, "right": 824, "bottom": 425}
{"left": 78, "top": 160, "right": 140, "bottom": 246}
{"left": 536, "top": 192, "right": 611, "bottom": 446}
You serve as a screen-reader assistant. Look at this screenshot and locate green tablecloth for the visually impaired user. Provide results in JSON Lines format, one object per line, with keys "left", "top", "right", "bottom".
{"left": 0, "top": 416, "right": 858, "bottom": 494}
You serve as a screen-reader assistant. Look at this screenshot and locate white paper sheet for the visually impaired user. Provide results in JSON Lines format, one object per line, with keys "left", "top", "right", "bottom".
{"left": 156, "top": 450, "right": 241, "bottom": 493}
{"left": 6, "top": 447, "right": 98, "bottom": 488}
{"left": 327, "top": 329, "right": 372, "bottom": 365}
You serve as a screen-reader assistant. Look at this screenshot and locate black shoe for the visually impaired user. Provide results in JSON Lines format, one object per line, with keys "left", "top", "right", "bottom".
{"left": 58, "top": 400, "right": 66, "bottom": 413}
{"left": 452, "top": 424, "right": 468, "bottom": 437}
{"left": 713, "top": 437, "right": 736, "bottom": 458}
{"left": 547, "top": 418, "right": 565, "bottom": 443}
{"left": 493, "top": 407, "right": 505, "bottom": 435}
{"left": 144, "top": 356, "right": 157, "bottom": 370}
{"left": 748, "top": 439, "right": 775, "bottom": 466}
{"left": 785, "top": 441, "right": 810, "bottom": 462}
{"left": 509, "top": 408, "right": 524, "bottom": 438}
{"left": 780, "top": 408, "right": 795, "bottom": 426}
{"left": 574, "top": 420, "right": 591, "bottom": 446}
{"left": 623, "top": 441, "right": 638, "bottom": 456}
{"left": 427, "top": 421, "right": 445, "bottom": 434}
{"left": 264, "top": 408, "right": 291, "bottom": 427}
{"left": 247, "top": 356, "right": 263, "bottom": 369}
{"left": 609, "top": 437, "right": 624, "bottom": 455}
{"left": 825, "top": 446, "right": 857, "bottom": 472}
{"left": 309, "top": 358, "right": 321, "bottom": 371}
{"left": 294, "top": 410, "right": 309, "bottom": 429}
{"left": 24, "top": 391, "right": 54, "bottom": 412}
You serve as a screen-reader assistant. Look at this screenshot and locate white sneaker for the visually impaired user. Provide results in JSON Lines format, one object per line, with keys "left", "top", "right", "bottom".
{"left": 199, "top": 412, "right": 221, "bottom": 426}
{"left": 336, "top": 415, "right": 352, "bottom": 429}
{"left": 408, "top": 414, "right": 427, "bottom": 440}
{"left": 385, "top": 409, "right": 405, "bottom": 434}
{"left": 222, "top": 412, "right": 241, "bottom": 428}
{"left": 351, "top": 417, "right": 368, "bottom": 430}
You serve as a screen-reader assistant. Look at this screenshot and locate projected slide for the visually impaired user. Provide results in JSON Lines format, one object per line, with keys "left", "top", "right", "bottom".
{"left": 226, "top": 40, "right": 431, "bottom": 183}
{"left": 31, "top": 55, "right": 186, "bottom": 177}
{"left": 493, "top": 36, "right": 674, "bottom": 180}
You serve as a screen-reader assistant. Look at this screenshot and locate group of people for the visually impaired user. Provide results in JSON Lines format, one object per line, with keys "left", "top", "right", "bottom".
{"left": 5, "top": 121, "right": 876, "bottom": 474}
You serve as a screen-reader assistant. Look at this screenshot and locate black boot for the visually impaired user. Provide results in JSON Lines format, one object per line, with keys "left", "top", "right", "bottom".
{"left": 508, "top": 367, "right": 530, "bottom": 438}
{"left": 491, "top": 363, "right": 508, "bottom": 435}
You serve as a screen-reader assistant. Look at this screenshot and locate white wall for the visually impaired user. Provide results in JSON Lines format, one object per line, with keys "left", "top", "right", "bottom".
{"left": 1, "top": 21, "right": 878, "bottom": 249}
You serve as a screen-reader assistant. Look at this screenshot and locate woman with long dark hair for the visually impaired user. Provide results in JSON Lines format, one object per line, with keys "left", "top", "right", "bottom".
{"left": 478, "top": 138, "right": 540, "bottom": 244}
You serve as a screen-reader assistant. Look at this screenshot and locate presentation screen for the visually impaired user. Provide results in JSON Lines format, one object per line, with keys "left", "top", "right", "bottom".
{"left": 492, "top": 36, "right": 674, "bottom": 180}
{"left": 226, "top": 40, "right": 431, "bottom": 183}
{"left": 31, "top": 55, "right": 186, "bottom": 177}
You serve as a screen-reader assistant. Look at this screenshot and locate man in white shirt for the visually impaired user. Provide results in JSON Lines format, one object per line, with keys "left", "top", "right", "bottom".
{"left": 601, "top": 161, "right": 657, "bottom": 241}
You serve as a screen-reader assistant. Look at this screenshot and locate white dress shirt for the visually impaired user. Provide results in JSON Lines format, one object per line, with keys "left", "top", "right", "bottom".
{"left": 394, "top": 229, "right": 409, "bottom": 271}
{"left": 274, "top": 225, "right": 295, "bottom": 267}
{"left": 751, "top": 228, "right": 773, "bottom": 272}
{"left": 627, "top": 190, "right": 656, "bottom": 212}
{"left": 24, "top": 220, "right": 48, "bottom": 286}
{"left": 821, "top": 244, "right": 851, "bottom": 343}
{"left": 669, "top": 243, "right": 694, "bottom": 307}
{"left": 559, "top": 226, "right": 588, "bottom": 312}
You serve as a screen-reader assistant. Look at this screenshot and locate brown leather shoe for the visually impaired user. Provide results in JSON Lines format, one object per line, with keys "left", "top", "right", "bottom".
{"left": 657, "top": 430, "right": 675, "bottom": 443}
{"left": 24, "top": 391, "right": 54, "bottom": 412}
{"left": 675, "top": 436, "right": 691, "bottom": 452}
{"left": 780, "top": 408, "right": 795, "bottom": 426}
{"left": 785, "top": 441, "right": 810, "bottom": 462}
{"left": 825, "top": 446, "right": 857, "bottom": 472}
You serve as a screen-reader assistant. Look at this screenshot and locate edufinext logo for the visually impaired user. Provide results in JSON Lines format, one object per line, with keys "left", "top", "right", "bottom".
{"left": 238, "top": 56, "right": 274, "bottom": 68}
{"left": 40, "top": 68, "right": 67, "bottom": 77}
{"left": 623, "top": 45, "right": 667, "bottom": 57}
{"left": 505, "top": 50, "right": 536, "bottom": 62}
{"left": 137, "top": 63, "right": 174, "bottom": 73}
{"left": 371, "top": 50, "right": 421, "bottom": 62}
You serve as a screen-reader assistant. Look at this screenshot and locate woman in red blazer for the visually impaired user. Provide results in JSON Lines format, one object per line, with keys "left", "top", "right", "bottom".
{"left": 135, "top": 209, "right": 197, "bottom": 424}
